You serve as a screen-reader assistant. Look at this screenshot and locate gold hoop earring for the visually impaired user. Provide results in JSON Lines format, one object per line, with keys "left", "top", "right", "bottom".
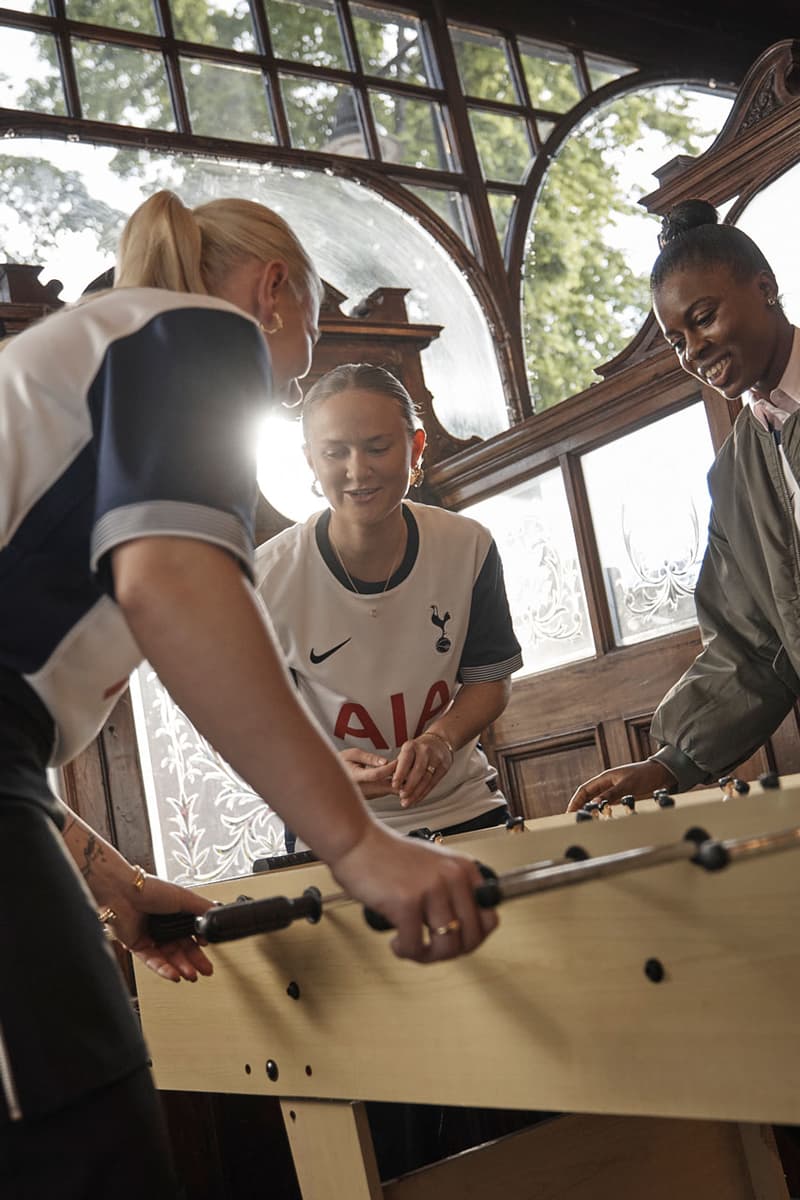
{"left": 410, "top": 464, "right": 424, "bottom": 488}
{"left": 311, "top": 478, "right": 324, "bottom": 498}
{"left": 260, "top": 312, "right": 284, "bottom": 335}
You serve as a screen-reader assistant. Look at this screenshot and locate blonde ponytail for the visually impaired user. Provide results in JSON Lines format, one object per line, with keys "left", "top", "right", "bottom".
{"left": 115, "top": 190, "right": 321, "bottom": 305}
{"left": 115, "top": 191, "right": 206, "bottom": 292}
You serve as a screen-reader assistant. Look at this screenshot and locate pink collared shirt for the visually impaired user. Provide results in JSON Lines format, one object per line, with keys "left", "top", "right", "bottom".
{"left": 746, "top": 326, "right": 800, "bottom": 522}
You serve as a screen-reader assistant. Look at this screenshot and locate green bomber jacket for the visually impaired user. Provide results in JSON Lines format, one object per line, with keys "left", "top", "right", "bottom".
{"left": 650, "top": 403, "right": 800, "bottom": 789}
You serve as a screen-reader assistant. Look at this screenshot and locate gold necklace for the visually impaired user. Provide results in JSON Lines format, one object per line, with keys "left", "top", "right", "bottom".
{"left": 329, "top": 523, "right": 405, "bottom": 599}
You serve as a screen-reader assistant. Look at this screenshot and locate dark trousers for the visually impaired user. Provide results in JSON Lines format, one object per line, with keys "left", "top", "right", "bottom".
{"left": 0, "top": 672, "right": 180, "bottom": 1198}
{"left": 0, "top": 1064, "right": 180, "bottom": 1200}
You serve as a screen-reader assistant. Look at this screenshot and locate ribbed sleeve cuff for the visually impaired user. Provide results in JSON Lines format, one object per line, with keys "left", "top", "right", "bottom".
{"left": 460, "top": 652, "right": 523, "bottom": 684}
{"left": 91, "top": 501, "right": 254, "bottom": 581}
{"left": 649, "top": 745, "right": 710, "bottom": 791}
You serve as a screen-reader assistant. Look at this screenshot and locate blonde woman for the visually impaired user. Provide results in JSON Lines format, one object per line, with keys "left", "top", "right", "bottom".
{"left": 0, "top": 192, "right": 495, "bottom": 1198}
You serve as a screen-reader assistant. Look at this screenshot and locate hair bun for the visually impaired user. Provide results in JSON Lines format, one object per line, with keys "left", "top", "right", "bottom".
{"left": 658, "top": 198, "right": 719, "bottom": 249}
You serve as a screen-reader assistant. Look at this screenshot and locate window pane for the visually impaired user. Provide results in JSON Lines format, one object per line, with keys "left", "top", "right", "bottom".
{"left": 181, "top": 58, "right": 275, "bottom": 143}
{"left": 0, "top": 1, "right": 39, "bottom": 10}
{"left": 0, "top": 27, "right": 66, "bottom": 115}
{"left": 66, "top": 0, "right": 157, "bottom": 32}
{"left": 171, "top": 0, "right": 257, "bottom": 52}
{"left": 468, "top": 108, "right": 531, "bottom": 183}
{"left": 352, "top": 5, "right": 431, "bottom": 85}
{"left": 463, "top": 472, "right": 594, "bottom": 676}
{"left": 404, "top": 184, "right": 472, "bottom": 245}
{"left": 370, "top": 91, "right": 453, "bottom": 169}
{"left": 519, "top": 40, "right": 581, "bottom": 111}
{"left": 74, "top": 39, "right": 175, "bottom": 129}
{"left": 282, "top": 75, "right": 367, "bottom": 155}
{"left": 736, "top": 162, "right": 800, "bottom": 326}
{"left": 523, "top": 85, "right": 733, "bottom": 411}
{"left": 582, "top": 404, "right": 714, "bottom": 647}
{"left": 488, "top": 191, "right": 515, "bottom": 253}
{"left": 266, "top": 0, "right": 347, "bottom": 68}
{"left": 2, "top": 141, "right": 508, "bottom": 441}
{"left": 130, "top": 667, "right": 285, "bottom": 883}
{"left": 450, "top": 25, "right": 517, "bottom": 103}
{"left": 585, "top": 53, "right": 636, "bottom": 92}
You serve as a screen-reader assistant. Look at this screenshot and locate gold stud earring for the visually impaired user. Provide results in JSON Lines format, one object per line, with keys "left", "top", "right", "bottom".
{"left": 260, "top": 312, "right": 284, "bottom": 335}
{"left": 409, "top": 464, "right": 424, "bottom": 488}
{"left": 767, "top": 296, "right": 778, "bottom": 308}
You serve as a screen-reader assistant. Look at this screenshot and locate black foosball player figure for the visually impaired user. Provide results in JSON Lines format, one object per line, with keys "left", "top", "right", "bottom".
{"left": 568, "top": 198, "right": 800, "bottom": 815}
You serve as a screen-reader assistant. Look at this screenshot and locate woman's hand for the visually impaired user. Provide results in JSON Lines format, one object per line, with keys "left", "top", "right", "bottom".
{"left": 567, "top": 760, "right": 677, "bottom": 812}
{"left": 391, "top": 730, "right": 455, "bottom": 809}
{"left": 339, "top": 748, "right": 396, "bottom": 799}
{"left": 105, "top": 873, "right": 215, "bottom": 984}
{"left": 330, "top": 821, "right": 497, "bottom": 963}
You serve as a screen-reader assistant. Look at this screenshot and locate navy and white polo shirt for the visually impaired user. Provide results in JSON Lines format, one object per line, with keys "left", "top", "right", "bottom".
{"left": 0, "top": 287, "right": 272, "bottom": 765}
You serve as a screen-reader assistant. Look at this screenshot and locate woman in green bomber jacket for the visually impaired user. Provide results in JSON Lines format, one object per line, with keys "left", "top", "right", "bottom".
{"left": 569, "top": 198, "right": 799, "bottom": 811}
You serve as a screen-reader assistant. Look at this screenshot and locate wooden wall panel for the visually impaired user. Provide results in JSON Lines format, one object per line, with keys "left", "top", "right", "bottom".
{"left": 498, "top": 730, "right": 605, "bottom": 819}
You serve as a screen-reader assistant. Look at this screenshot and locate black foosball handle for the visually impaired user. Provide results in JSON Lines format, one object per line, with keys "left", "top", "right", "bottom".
{"left": 363, "top": 863, "right": 498, "bottom": 932}
{"left": 147, "top": 887, "right": 323, "bottom": 945}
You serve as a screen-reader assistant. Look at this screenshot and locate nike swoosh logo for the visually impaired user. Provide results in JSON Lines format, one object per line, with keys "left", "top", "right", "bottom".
{"left": 310, "top": 637, "right": 352, "bottom": 664}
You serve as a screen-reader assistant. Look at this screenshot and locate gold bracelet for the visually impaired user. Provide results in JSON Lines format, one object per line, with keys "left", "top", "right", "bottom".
{"left": 419, "top": 729, "right": 455, "bottom": 761}
{"left": 98, "top": 906, "right": 116, "bottom": 925}
{"left": 132, "top": 864, "right": 146, "bottom": 892}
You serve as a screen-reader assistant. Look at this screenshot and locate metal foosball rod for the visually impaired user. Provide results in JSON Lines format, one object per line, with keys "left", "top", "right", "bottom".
{"left": 475, "top": 823, "right": 800, "bottom": 909}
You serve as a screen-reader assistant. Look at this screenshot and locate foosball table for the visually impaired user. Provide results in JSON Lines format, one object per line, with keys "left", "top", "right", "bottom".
{"left": 134, "top": 777, "right": 800, "bottom": 1199}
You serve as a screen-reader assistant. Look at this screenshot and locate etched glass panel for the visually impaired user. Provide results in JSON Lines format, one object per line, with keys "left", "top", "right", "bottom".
{"left": 0, "top": 1, "right": 38, "bottom": 10}
{"left": 130, "top": 667, "right": 286, "bottom": 884}
{"left": 450, "top": 26, "right": 517, "bottom": 103}
{"left": 266, "top": 0, "right": 347, "bottom": 68}
{"left": 74, "top": 40, "right": 175, "bottom": 129}
{"left": 351, "top": 5, "right": 431, "bottom": 86}
{"left": 582, "top": 403, "right": 714, "bottom": 647}
{"left": 519, "top": 40, "right": 581, "bottom": 112}
{"left": 369, "top": 91, "right": 453, "bottom": 169}
{"left": 181, "top": 58, "right": 275, "bottom": 143}
{"left": 282, "top": 74, "right": 367, "bottom": 155}
{"left": 66, "top": 0, "right": 157, "bottom": 31}
{"left": 0, "top": 27, "right": 66, "bottom": 114}
{"left": 463, "top": 471, "right": 594, "bottom": 676}
{"left": 171, "top": 0, "right": 257, "bottom": 52}
{"left": 469, "top": 108, "right": 531, "bottom": 183}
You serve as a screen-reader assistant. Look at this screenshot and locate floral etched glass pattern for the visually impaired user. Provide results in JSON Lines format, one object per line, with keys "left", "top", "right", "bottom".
{"left": 582, "top": 403, "right": 714, "bottom": 647}
{"left": 463, "top": 471, "right": 594, "bottom": 676}
{"left": 130, "top": 667, "right": 286, "bottom": 884}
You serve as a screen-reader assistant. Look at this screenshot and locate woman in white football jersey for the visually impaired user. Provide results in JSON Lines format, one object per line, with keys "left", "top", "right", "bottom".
{"left": 257, "top": 363, "right": 522, "bottom": 842}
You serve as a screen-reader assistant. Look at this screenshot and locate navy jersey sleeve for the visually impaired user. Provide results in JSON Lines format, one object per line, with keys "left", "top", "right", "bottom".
{"left": 459, "top": 539, "right": 523, "bottom": 683}
{"left": 88, "top": 306, "right": 271, "bottom": 585}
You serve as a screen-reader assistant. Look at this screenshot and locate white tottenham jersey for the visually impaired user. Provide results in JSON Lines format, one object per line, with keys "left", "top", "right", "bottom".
{"left": 0, "top": 287, "right": 271, "bottom": 765}
{"left": 256, "top": 501, "right": 522, "bottom": 834}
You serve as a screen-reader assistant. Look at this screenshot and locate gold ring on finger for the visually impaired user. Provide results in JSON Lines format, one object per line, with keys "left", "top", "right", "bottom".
{"left": 426, "top": 764, "right": 436, "bottom": 775}
{"left": 432, "top": 918, "right": 461, "bottom": 937}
